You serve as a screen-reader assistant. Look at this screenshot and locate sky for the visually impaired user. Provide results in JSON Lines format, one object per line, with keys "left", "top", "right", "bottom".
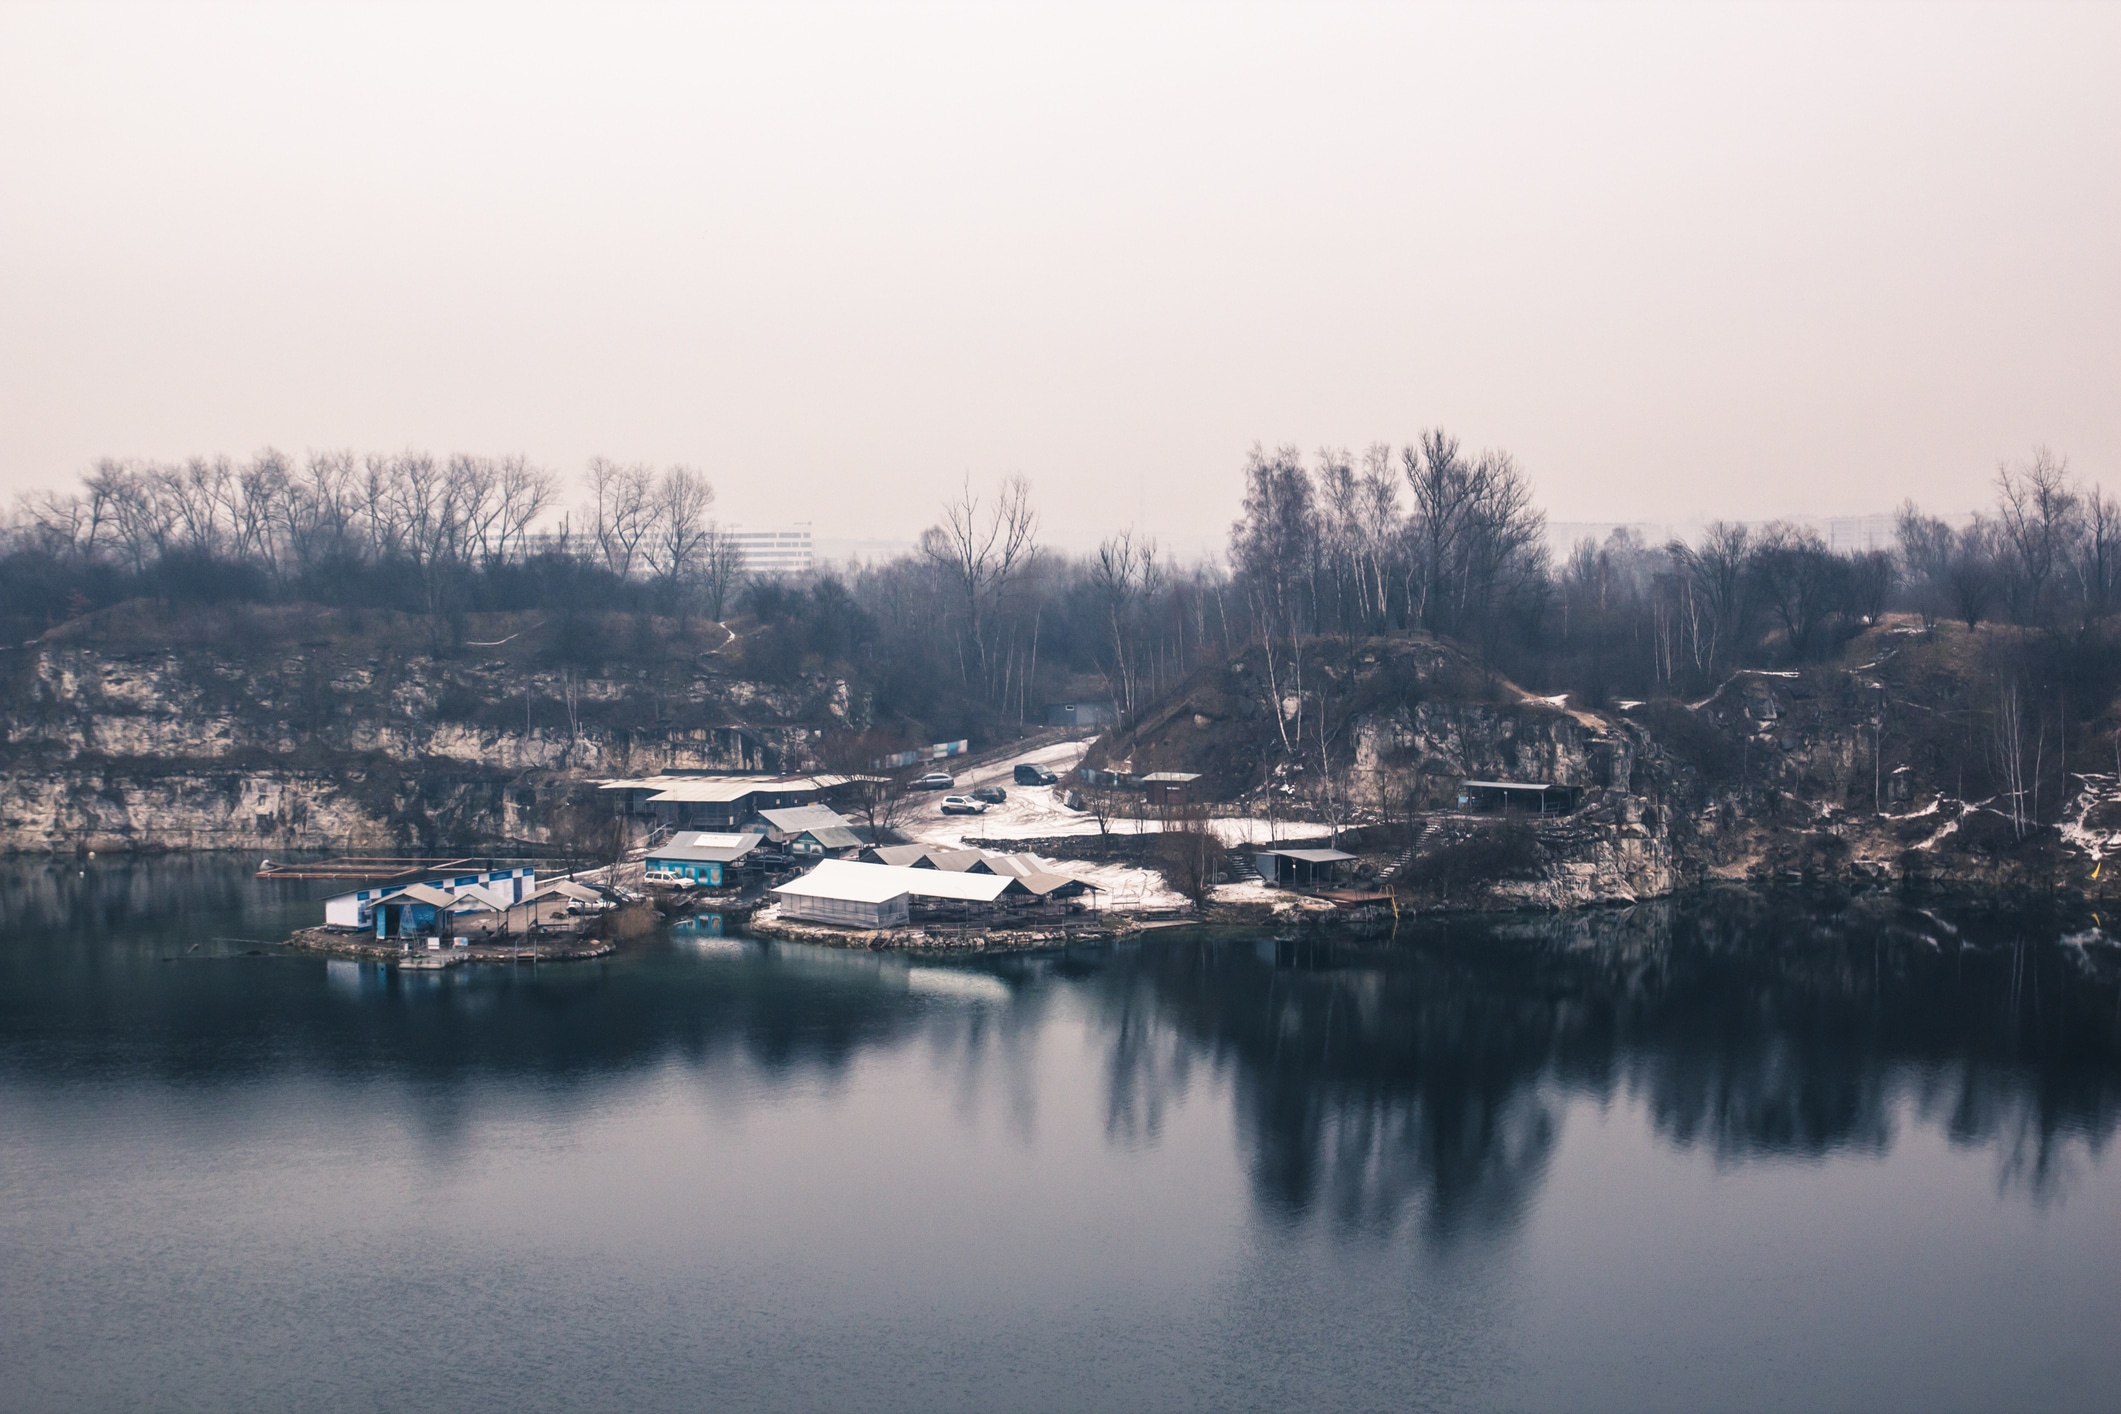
{"left": 1, "top": 1, "right": 2115, "bottom": 553}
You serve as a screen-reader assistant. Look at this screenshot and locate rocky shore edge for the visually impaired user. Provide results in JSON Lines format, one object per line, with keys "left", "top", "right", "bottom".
{"left": 285, "top": 925, "right": 615, "bottom": 965}
{"left": 743, "top": 904, "right": 1144, "bottom": 953}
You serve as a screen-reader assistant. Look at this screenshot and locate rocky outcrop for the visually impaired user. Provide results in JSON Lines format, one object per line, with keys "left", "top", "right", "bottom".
{"left": 0, "top": 763, "right": 579, "bottom": 854}
{"left": 0, "top": 608, "right": 850, "bottom": 853}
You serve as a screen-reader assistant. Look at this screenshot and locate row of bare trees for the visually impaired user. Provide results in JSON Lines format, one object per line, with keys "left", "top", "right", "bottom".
{"left": 1552, "top": 522, "right": 1895, "bottom": 702}
{"left": 580, "top": 459, "right": 746, "bottom": 616}
{"left": 10, "top": 437, "right": 2113, "bottom": 776}
{"left": 1899, "top": 448, "right": 2121, "bottom": 632}
{"left": 1230, "top": 436, "right": 1551, "bottom": 650}
{"left": 15, "top": 451, "right": 562, "bottom": 580}
{"left": 6, "top": 449, "right": 756, "bottom": 621}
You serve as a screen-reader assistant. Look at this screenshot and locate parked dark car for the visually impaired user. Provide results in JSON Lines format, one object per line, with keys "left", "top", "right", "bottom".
{"left": 1013, "top": 764, "right": 1058, "bottom": 786}
{"left": 972, "top": 785, "right": 1006, "bottom": 804}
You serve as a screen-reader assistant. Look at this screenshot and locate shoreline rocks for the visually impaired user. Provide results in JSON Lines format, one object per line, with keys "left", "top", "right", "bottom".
{"left": 286, "top": 925, "right": 614, "bottom": 965}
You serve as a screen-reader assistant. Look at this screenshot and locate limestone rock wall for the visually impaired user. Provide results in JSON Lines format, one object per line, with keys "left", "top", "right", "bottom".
{"left": 0, "top": 641, "right": 835, "bottom": 853}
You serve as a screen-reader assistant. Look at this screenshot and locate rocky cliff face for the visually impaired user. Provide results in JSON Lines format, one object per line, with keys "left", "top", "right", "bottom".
{"left": 1086, "top": 636, "right": 1683, "bottom": 912}
{"left": 0, "top": 608, "right": 847, "bottom": 852}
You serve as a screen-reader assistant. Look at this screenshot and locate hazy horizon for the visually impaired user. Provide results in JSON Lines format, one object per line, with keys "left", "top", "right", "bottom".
{"left": 3, "top": 1, "right": 2114, "bottom": 549}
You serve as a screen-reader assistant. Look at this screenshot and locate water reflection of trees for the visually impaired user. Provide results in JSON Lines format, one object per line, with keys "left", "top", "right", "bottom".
{"left": 1086, "top": 893, "right": 2121, "bottom": 1241}
{"left": 8, "top": 859, "right": 2118, "bottom": 1231}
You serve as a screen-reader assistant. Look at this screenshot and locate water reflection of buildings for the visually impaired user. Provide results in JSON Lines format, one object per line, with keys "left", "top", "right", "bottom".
{"left": 1086, "top": 895, "right": 2121, "bottom": 1240}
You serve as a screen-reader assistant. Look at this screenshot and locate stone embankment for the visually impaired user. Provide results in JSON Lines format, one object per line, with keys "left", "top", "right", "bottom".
{"left": 744, "top": 904, "right": 1141, "bottom": 953}
{"left": 286, "top": 925, "right": 614, "bottom": 964}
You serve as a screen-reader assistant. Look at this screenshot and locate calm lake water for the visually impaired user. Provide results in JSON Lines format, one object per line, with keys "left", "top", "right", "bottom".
{"left": 2, "top": 858, "right": 2118, "bottom": 1412}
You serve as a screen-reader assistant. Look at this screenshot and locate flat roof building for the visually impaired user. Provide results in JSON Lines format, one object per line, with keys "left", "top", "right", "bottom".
{"left": 1252, "top": 848, "right": 1358, "bottom": 888}
{"left": 600, "top": 774, "right": 859, "bottom": 829}
{"left": 772, "top": 859, "right": 1020, "bottom": 930}
{"left": 1458, "top": 780, "right": 1582, "bottom": 815}
{"left": 724, "top": 524, "right": 814, "bottom": 575}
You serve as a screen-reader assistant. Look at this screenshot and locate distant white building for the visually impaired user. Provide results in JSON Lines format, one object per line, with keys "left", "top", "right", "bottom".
{"left": 725, "top": 523, "right": 813, "bottom": 575}
{"left": 1824, "top": 515, "right": 1896, "bottom": 555}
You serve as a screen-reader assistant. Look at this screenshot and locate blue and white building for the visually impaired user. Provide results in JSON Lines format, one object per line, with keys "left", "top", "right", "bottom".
{"left": 323, "top": 866, "right": 537, "bottom": 932}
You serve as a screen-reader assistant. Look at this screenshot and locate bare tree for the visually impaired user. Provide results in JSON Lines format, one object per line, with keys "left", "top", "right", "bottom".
{"left": 1947, "top": 516, "right": 2002, "bottom": 629}
{"left": 1894, "top": 502, "right": 1956, "bottom": 629}
{"left": 697, "top": 521, "right": 746, "bottom": 620}
{"left": 232, "top": 450, "right": 289, "bottom": 577}
{"left": 1749, "top": 523, "right": 1851, "bottom": 659}
{"left": 584, "top": 457, "right": 660, "bottom": 579}
{"left": 1092, "top": 528, "right": 1164, "bottom": 723}
{"left": 85, "top": 461, "right": 175, "bottom": 574}
{"left": 919, "top": 473, "right": 1039, "bottom": 698}
{"left": 1154, "top": 808, "right": 1226, "bottom": 908}
{"left": 495, "top": 456, "right": 559, "bottom": 560}
{"left": 1995, "top": 447, "right": 2080, "bottom": 624}
{"left": 1993, "top": 681, "right": 2031, "bottom": 839}
{"left": 1355, "top": 442, "right": 1402, "bottom": 628}
{"left": 1403, "top": 432, "right": 1548, "bottom": 652}
{"left": 451, "top": 454, "right": 506, "bottom": 564}
{"left": 818, "top": 733, "right": 915, "bottom": 843}
{"left": 2075, "top": 486, "right": 2121, "bottom": 623}
{"left": 644, "top": 465, "right": 715, "bottom": 598}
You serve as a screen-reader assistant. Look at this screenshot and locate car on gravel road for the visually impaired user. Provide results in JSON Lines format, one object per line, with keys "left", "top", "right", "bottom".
{"left": 1013, "top": 764, "right": 1058, "bottom": 786}
{"left": 940, "top": 795, "right": 988, "bottom": 815}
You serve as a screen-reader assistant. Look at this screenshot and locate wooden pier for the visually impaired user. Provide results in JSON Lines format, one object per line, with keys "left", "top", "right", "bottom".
{"left": 254, "top": 856, "right": 479, "bottom": 882}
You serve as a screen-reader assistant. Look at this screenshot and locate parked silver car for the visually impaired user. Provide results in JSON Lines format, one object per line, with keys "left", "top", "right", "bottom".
{"left": 913, "top": 771, "right": 956, "bottom": 790}
{"left": 939, "top": 794, "right": 987, "bottom": 815}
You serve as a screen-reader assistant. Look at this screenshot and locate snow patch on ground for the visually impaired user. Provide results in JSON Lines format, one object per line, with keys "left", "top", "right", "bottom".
{"left": 2057, "top": 772, "right": 2121, "bottom": 865}
{"left": 891, "top": 738, "right": 1334, "bottom": 909}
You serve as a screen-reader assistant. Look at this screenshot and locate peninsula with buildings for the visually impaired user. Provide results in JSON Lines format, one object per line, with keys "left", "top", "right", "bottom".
{"left": 6, "top": 441, "right": 2121, "bottom": 954}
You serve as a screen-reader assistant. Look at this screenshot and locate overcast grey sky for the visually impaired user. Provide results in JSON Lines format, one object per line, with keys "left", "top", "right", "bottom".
{"left": 1, "top": 1, "right": 2115, "bottom": 549}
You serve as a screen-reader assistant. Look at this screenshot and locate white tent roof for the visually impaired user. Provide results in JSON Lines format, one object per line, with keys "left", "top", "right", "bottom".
{"left": 773, "top": 859, "right": 1011, "bottom": 906}
{"left": 533, "top": 880, "right": 606, "bottom": 903}
{"left": 599, "top": 774, "right": 857, "bottom": 802}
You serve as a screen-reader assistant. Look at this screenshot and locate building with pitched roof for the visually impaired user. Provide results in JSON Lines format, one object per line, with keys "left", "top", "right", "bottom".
{"left": 751, "top": 805, "right": 864, "bottom": 857}
{"left": 643, "top": 831, "right": 764, "bottom": 886}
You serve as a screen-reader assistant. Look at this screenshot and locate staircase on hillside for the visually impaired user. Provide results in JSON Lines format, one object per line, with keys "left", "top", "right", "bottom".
{"left": 1375, "top": 823, "right": 1430, "bottom": 885}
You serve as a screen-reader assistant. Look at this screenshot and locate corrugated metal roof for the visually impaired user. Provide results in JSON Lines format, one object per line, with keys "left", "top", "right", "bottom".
{"left": 648, "top": 835, "right": 763, "bottom": 864}
{"left": 1009, "top": 870, "right": 1094, "bottom": 897}
{"left": 758, "top": 805, "right": 856, "bottom": 833}
{"left": 1461, "top": 780, "right": 1566, "bottom": 792}
{"left": 391, "top": 883, "right": 457, "bottom": 907}
{"left": 1256, "top": 848, "right": 1358, "bottom": 864}
{"left": 773, "top": 860, "right": 1012, "bottom": 905}
{"left": 806, "top": 826, "right": 864, "bottom": 849}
